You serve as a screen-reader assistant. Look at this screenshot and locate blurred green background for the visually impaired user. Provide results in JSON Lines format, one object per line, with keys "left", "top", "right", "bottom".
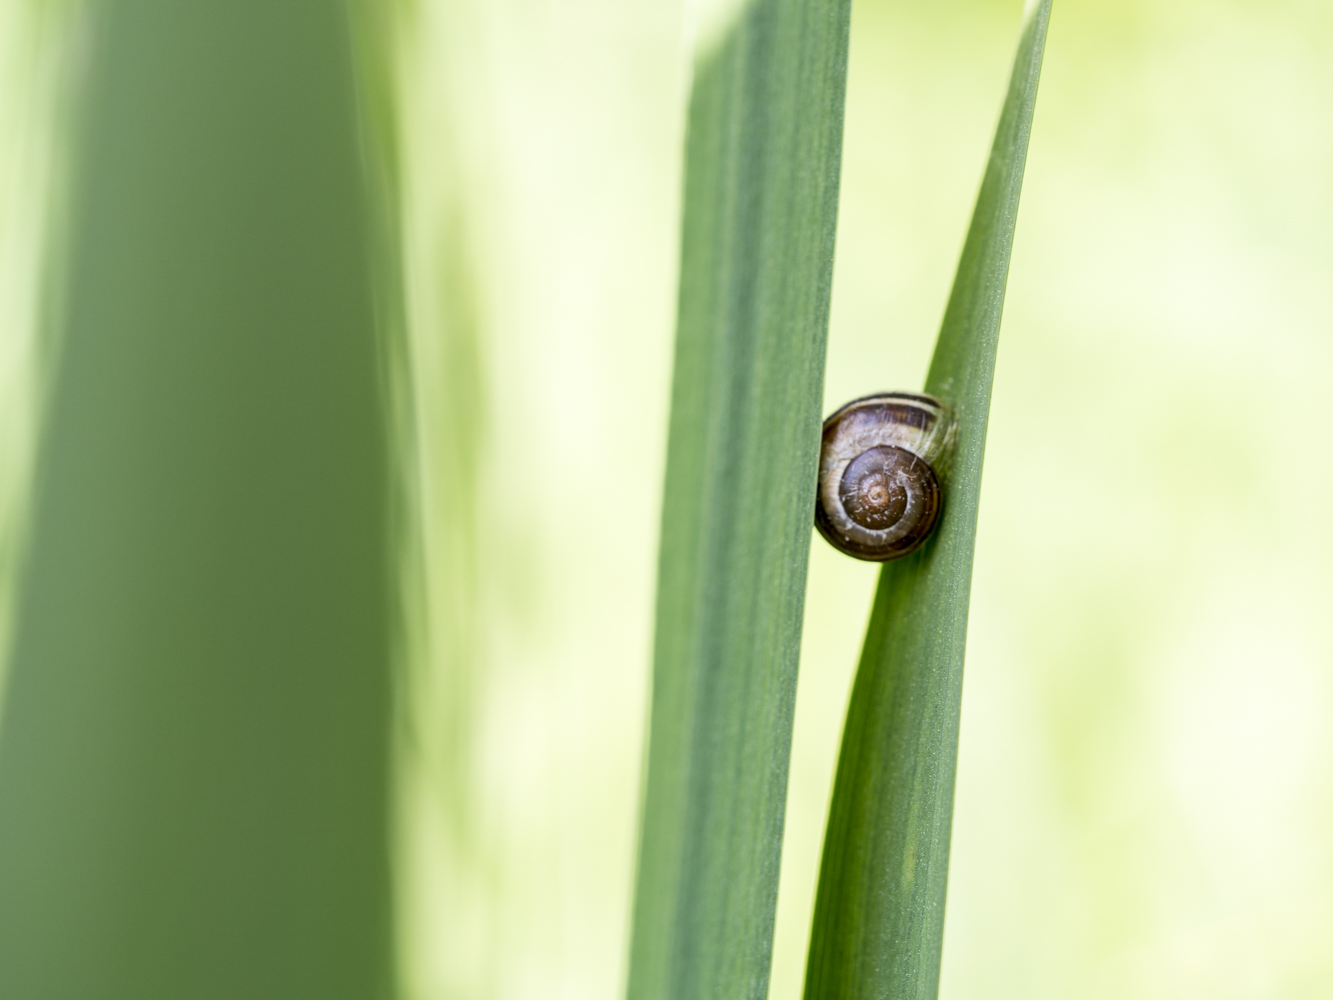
{"left": 2, "top": 0, "right": 1331, "bottom": 998}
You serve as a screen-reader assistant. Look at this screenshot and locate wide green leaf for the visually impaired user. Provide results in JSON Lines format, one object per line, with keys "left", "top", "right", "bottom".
{"left": 626, "top": 2, "right": 852, "bottom": 998}
{"left": 0, "top": 2, "right": 396, "bottom": 997}
{"left": 803, "top": 3, "right": 1053, "bottom": 998}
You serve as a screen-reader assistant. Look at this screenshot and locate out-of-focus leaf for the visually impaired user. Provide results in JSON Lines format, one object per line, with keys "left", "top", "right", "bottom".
{"left": 0, "top": 2, "right": 396, "bottom": 997}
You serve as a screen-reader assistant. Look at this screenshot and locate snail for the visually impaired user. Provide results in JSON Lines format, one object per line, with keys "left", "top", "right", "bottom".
{"left": 814, "top": 391, "right": 957, "bottom": 561}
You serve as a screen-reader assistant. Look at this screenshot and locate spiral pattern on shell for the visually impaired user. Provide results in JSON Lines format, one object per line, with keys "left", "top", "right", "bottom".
{"left": 814, "top": 392, "right": 956, "bottom": 561}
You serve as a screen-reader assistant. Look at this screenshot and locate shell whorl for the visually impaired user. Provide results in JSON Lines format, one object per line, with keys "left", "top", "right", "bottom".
{"left": 814, "top": 392, "right": 956, "bottom": 562}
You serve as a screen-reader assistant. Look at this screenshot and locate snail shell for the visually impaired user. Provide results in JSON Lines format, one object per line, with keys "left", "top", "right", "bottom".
{"left": 814, "top": 391, "right": 957, "bottom": 561}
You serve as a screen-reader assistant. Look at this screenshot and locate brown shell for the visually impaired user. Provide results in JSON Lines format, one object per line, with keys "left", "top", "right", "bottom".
{"left": 813, "top": 392, "right": 956, "bottom": 562}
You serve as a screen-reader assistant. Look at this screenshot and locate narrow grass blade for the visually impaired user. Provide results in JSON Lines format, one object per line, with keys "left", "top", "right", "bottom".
{"left": 0, "top": 2, "right": 395, "bottom": 997}
{"left": 803, "top": 3, "right": 1053, "bottom": 999}
{"left": 627, "top": 2, "right": 852, "bottom": 998}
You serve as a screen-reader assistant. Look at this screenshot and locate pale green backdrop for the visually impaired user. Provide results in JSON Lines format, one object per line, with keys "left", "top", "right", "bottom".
{"left": 1, "top": 1, "right": 1330, "bottom": 998}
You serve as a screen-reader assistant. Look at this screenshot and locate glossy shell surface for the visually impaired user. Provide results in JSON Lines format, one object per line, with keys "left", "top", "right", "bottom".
{"left": 814, "top": 392, "right": 955, "bottom": 561}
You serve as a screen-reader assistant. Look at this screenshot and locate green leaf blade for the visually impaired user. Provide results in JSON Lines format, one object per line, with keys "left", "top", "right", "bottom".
{"left": 0, "top": 3, "right": 396, "bottom": 997}
{"left": 803, "top": 3, "right": 1053, "bottom": 999}
{"left": 627, "top": 2, "right": 852, "bottom": 999}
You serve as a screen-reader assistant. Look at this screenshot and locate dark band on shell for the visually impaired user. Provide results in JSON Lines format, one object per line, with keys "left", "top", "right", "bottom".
{"left": 814, "top": 392, "right": 956, "bottom": 561}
